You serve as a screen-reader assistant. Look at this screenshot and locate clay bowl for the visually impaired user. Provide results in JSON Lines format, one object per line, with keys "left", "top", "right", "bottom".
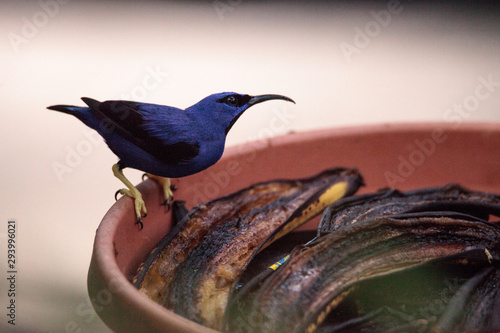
{"left": 88, "top": 122, "right": 500, "bottom": 332}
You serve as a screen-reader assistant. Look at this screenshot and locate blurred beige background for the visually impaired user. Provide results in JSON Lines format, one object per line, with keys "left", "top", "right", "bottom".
{"left": 1, "top": 0, "right": 499, "bottom": 332}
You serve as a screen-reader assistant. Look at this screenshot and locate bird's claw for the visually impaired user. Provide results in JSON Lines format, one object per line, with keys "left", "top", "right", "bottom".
{"left": 161, "top": 198, "right": 172, "bottom": 212}
{"left": 161, "top": 185, "right": 174, "bottom": 212}
{"left": 135, "top": 207, "right": 148, "bottom": 230}
{"left": 114, "top": 186, "right": 147, "bottom": 229}
{"left": 144, "top": 174, "right": 175, "bottom": 212}
{"left": 114, "top": 189, "right": 124, "bottom": 201}
{"left": 134, "top": 195, "right": 148, "bottom": 228}
{"left": 135, "top": 217, "right": 144, "bottom": 230}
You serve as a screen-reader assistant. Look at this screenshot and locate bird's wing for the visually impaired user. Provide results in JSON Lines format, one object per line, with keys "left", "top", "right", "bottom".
{"left": 82, "top": 98, "right": 200, "bottom": 165}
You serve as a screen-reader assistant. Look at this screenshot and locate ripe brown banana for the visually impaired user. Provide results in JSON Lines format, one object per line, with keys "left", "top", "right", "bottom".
{"left": 133, "top": 168, "right": 364, "bottom": 329}
{"left": 227, "top": 216, "right": 500, "bottom": 333}
{"left": 318, "top": 184, "right": 500, "bottom": 233}
{"left": 226, "top": 185, "right": 500, "bottom": 333}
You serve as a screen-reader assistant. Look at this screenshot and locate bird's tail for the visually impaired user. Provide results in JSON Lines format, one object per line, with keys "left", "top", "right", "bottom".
{"left": 47, "top": 101, "right": 100, "bottom": 131}
{"left": 46, "top": 104, "right": 85, "bottom": 115}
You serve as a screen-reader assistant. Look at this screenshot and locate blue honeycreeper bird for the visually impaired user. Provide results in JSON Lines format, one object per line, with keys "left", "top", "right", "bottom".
{"left": 47, "top": 92, "right": 295, "bottom": 229}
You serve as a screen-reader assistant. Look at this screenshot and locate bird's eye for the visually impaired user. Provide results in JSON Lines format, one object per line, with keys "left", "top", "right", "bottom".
{"left": 218, "top": 94, "right": 251, "bottom": 107}
{"left": 225, "top": 95, "right": 238, "bottom": 106}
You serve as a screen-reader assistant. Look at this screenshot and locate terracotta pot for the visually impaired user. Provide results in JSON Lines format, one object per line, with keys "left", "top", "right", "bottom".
{"left": 88, "top": 123, "right": 500, "bottom": 332}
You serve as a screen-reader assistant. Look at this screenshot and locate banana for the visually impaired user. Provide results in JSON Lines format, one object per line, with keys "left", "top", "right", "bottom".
{"left": 318, "top": 184, "right": 500, "bottom": 233}
{"left": 226, "top": 185, "right": 500, "bottom": 333}
{"left": 227, "top": 216, "right": 500, "bottom": 333}
{"left": 133, "top": 168, "right": 364, "bottom": 329}
{"left": 134, "top": 175, "right": 310, "bottom": 300}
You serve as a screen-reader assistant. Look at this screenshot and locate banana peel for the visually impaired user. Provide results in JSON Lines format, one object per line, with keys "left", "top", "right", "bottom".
{"left": 226, "top": 185, "right": 500, "bottom": 333}
{"left": 133, "top": 168, "right": 363, "bottom": 329}
{"left": 318, "top": 184, "right": 500, "bottom": 234}
{"left": 227, "top": 216, "right": 500, "bottom": 333}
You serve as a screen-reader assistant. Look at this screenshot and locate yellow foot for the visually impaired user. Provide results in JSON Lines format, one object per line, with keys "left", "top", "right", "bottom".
{"left": 143, "top": 173, "right": 174, "bottom": 209}
{"left": 112, "top": 163, "right": 147, "bottom": 230}
{"left": 114, "top": 187, "right": 147, "bottom": 229}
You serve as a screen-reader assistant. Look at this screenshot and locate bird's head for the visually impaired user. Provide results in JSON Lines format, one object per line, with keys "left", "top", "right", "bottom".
{"left": 189, "top": 92, "right": 295, "bottom": 135}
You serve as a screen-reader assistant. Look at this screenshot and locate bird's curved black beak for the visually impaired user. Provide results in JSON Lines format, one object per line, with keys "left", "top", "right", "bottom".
{"left": 247, "top": 94, "right": 295, "bottom": 107}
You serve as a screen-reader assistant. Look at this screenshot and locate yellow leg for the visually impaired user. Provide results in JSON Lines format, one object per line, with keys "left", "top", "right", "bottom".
{"left": 112, "top": 163, "right": 147, "bottom": 228}
{"left": 144, "top": 173, "right": 174, "bottom": 208}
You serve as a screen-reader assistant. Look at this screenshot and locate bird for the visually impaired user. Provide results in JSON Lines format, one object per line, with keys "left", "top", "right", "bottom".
{"left": 47, "top": 92, "right": 295, "bottom": 229}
